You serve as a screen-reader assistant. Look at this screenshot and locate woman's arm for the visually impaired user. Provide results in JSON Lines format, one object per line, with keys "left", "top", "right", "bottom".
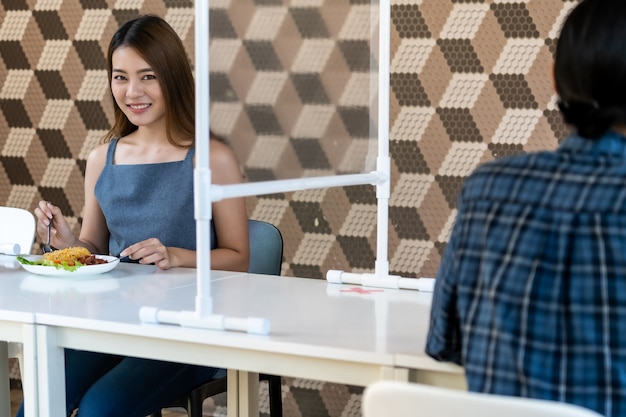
{"left": 208, "top": 139, "right": 249, "bottom": 272}
{"left": 33, "top": 144, "right": 109, "bottom": 254}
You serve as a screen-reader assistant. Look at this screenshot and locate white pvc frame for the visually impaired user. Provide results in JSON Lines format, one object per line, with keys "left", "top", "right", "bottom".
{"left": 139, "top": 0, "right": 434, "bottom": 335}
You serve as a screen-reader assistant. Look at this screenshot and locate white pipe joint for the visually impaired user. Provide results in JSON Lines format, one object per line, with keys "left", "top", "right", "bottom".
{"left": 139, "top": 307, "right": 271, "bottom": 335}
{"left": 326, "top": 270, "right": 436, "bottom": 292}
{"left": 194, "top": 168, "right": 212, "bottom": 220}
{"left": 375, "top": 157, "right": 391, "bottom": 199}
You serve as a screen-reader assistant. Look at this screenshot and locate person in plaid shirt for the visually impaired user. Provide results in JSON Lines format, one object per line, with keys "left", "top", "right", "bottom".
{"left": 426, "top": 0, "right": 626, "bottom": 415}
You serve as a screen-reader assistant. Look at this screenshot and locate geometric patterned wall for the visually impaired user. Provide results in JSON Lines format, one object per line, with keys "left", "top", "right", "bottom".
{"left": 217, "top": 0, "right": 575, "bottom": 281}
{"left": 0, "top": 0, "right": 574, "bottom": 280}
{"left": 1, "top": 0, "right": 577, "bottom": 416}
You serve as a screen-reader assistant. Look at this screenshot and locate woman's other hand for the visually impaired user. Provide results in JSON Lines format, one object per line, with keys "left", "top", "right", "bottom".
{"left": 120, "top": 238, "right": 190, "bottom": 270}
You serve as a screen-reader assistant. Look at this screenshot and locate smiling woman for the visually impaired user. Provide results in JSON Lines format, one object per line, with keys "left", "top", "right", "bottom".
{"left": 20, "top": 14, "right": 250, "bottom": 417}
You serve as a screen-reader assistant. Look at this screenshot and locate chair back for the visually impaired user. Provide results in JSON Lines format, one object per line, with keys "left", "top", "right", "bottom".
{"left": 0, "top": 206, "right": 36, "bottom": 254}
{"left": 362, "top": 381, "right": 603, "bottom": 417}
{"left": 248, "top": 219, "right": 283, "bottom": 276}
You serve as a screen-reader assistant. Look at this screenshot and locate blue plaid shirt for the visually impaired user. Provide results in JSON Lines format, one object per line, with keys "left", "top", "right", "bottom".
{"left": 426, "top": 131, "right": 626, "bottom": 417}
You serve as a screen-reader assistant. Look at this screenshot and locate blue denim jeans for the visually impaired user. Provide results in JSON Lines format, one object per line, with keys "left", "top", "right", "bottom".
{"left": 17, "top": 349, "right": 224, "bottom": 417}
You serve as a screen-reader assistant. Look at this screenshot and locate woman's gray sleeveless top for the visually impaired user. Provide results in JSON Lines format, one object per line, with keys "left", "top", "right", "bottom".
{"left": 94, "top": 138, "right": 210, "bottom": 257}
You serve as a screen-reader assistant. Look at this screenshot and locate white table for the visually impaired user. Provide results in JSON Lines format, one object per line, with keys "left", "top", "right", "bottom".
{"left": 0, "top": 261, "right": 464, "bottom": 417}
{"left": 0, "top": 260, "right": 240, "bottom": 417}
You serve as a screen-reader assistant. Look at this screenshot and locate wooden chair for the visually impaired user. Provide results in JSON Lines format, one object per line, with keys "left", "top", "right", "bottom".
{"left": 362, "top": 380, "right": 603, "bottom": 417}
{"left": 153, "top": 219, "right": 284, "bottom": 417}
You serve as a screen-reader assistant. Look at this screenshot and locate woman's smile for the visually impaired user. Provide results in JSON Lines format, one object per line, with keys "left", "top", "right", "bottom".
{"left": 127, "top": 103, "right": 152, "bottom": 113}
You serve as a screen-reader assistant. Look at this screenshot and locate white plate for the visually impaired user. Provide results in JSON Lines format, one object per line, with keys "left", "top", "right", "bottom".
{"left": 19, "top": 255, "right": 120, "bottom": 277}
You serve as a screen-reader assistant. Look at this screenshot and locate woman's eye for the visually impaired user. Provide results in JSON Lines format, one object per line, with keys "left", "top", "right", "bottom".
{"left": 113, "top": 75, "right": 126, "bottom": 81}
{"left": 143, "top": 74, "right": 156, "bottom": 80}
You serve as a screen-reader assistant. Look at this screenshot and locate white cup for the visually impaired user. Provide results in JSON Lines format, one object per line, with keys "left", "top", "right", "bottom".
{"left": 0, "top": 243, "right": 20, "bottom": 255}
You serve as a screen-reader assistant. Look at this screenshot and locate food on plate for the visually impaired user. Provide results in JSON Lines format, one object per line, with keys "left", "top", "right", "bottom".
{"left": 77, "top": 254, "right": 109, "bottom": 265}
{"left": 17, "top": 246, "right": 110, "bottom": 271}
{"left": 43, "top": 247, "right": 110, "bottom": 266}
{"left": 43, "top": 246, "right": 91, "bottom": 264}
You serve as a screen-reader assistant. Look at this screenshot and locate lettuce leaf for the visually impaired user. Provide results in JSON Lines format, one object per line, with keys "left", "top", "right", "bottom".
{"left": 16, "top": 256, "right": 39, "bottom": 265}
{"left": 17, "top": 256, "right": 84, "bottom": 272}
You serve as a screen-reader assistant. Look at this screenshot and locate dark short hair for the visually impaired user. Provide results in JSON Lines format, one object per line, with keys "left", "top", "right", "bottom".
{"left": 555, "top": 0, "right": 626, "bottom": 139}
{"left": 104, "top": 15, "right": 195, "bottom": 147}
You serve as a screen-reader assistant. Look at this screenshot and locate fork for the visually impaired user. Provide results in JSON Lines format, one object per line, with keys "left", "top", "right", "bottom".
{"left": 42, "top": 218, "right": 53, "bottom": 253}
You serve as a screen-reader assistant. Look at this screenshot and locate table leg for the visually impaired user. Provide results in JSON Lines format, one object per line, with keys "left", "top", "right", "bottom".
{"left": 35, "top": 325, "right": 65, "bottom": 417}
{"left": 21, "top": 324, "right": 39, "bottom": 417}
{"left": 227, "top": 369, "right": 239, "bottom": 417}
{"left": 226, "top": 369, "right": 260, "bottom": 417}
{"left": 237, "top": 370, "right": 259, "bottom": 417}
{"left": 0, "top": 341, "right": 9, "bottom": 417}
{"left": 3, "top": 325, "right": 39, "bottom": 417}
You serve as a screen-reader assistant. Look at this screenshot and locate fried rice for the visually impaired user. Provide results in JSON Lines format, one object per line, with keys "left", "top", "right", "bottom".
{"left": 42, "top": 246, "right": 91, "bottom": 263}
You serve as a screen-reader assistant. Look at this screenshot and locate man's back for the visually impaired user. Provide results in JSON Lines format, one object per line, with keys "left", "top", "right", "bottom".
{"left": 427, "top": 131, "right": 626, "bottom": 417}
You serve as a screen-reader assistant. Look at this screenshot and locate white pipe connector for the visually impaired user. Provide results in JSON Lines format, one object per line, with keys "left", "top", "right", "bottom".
{"left": 326, "top": 270, "right": 435, "bottom": 292}
{"left": 139, "top": 307, "right": 271, "bottom": 335}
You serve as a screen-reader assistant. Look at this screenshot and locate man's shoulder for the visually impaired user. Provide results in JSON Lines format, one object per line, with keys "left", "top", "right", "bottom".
{"left": 456, "top": 150, "right": 565, "bottom": 208}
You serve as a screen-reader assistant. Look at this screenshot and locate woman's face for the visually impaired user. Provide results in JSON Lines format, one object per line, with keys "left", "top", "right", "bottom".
{"left": 110, "top": 46, "right": 166, "bottom": 130}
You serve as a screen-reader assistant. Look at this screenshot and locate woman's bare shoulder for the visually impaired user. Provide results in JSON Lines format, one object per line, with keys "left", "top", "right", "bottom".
{"left": 86, "top": 142, "right": 110, "bottom": 166}
{"left": 209, "top": 138, "right": 243, "bottom": 184}
{"left": 209, "top": 138, "right": 238, "bottom": 165}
